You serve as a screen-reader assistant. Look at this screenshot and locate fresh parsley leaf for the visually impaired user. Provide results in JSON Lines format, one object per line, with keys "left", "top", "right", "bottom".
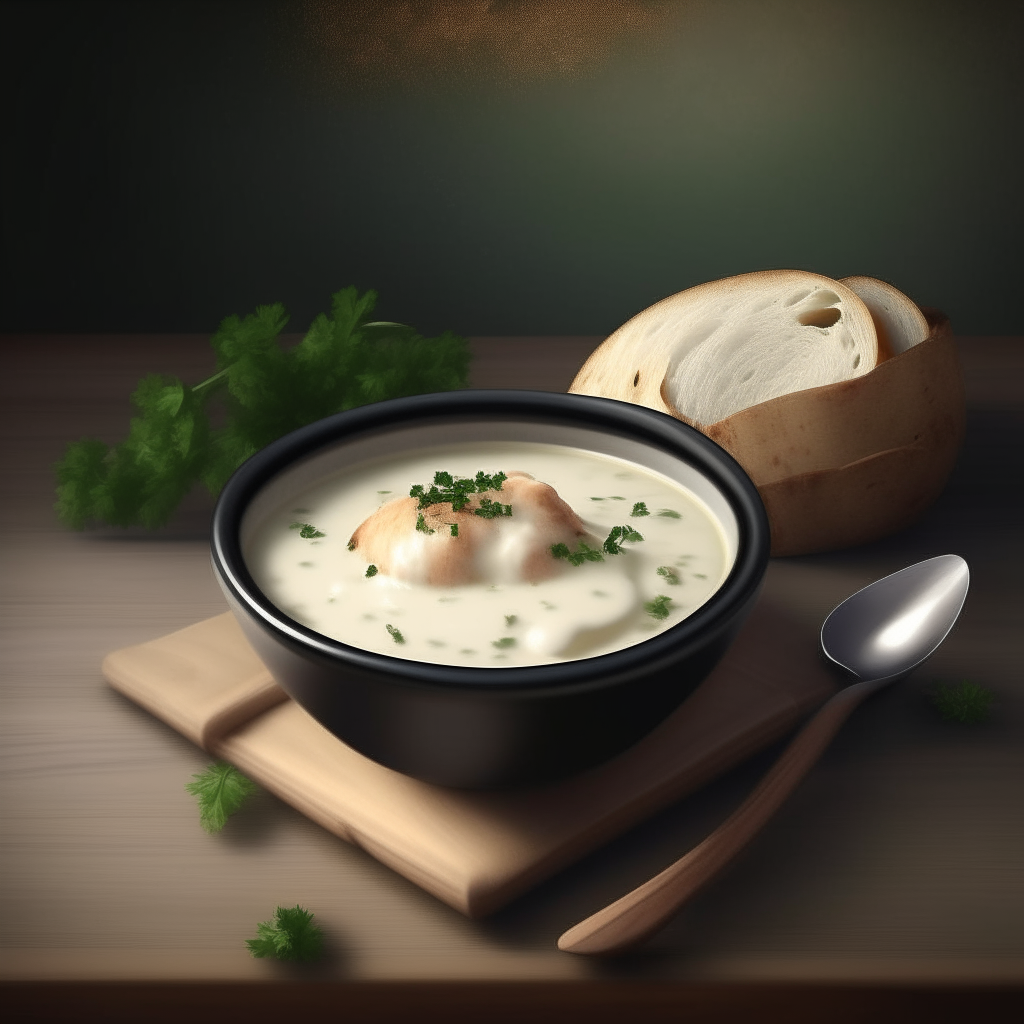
{"left": 415, "top": 513, "right": 435, "bottom": 534}
{"left": 246, "top": 905, "right": 324, "bottom": 963}
{"left": 492, "top": 637, "right": 516, "bottom": 649}
{"left": 631, "top": 501, "right": 649, "bottom": 517}
{"left": 365, "top": 564, "right": 378, "bottom": 577}
{"left": 551, "top": 540, "right": 604, "bottom": 565}
{"left": 644, "top": 595, "right": 673, "bottom": 620}
{"left": 185, "top": 762, "right": 259, "bottom": 834}
{"left": 657, "top": 509, "right": 682, "bottom": 518}
{"left": 657, "top": 566, "right": 681, "bottom": 585}
{"left": 55, "top": 287, "right": 469, "bottom": 529}
{"left": 504, "top": 614, "right": 517, "bottom": 626}
{"left": 603, "top": 525, "right": 644, "bottom": 555}
{"left": 386, "top": 623, "right": 405, "bottom": 644}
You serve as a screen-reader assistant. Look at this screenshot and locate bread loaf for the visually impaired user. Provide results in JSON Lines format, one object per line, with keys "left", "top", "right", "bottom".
{"left": 569, "top": 271, "right": 964, "bottom": 556}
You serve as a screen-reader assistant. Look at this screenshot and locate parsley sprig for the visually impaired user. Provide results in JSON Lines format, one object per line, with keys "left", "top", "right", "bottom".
{"left": 603, "top": 525, "right": 644, "bottom": 555}
{"left": 185, "top": 762, "right": 259, "bottom": 834}
{"left": 55, "top": 287, "right": 469, "bottom": 529}
{"left": 246, "top": 905, "right": 324, "bottom": 963}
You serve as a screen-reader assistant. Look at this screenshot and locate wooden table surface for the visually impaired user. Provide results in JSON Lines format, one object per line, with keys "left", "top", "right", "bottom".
{"left": 1, "top": 333, "right": 1022, "bottom": 1021}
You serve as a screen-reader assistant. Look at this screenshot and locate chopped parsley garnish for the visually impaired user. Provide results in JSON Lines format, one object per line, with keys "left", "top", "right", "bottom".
{"left": 589, "top": 496, "right": 605, "bottom": 501}
{"left": 290, "top": 522, "right": 325, "bottom": 539}
{"left": 415, "top": 513, "right": 435, "bottom": 534}
{"left": 385, "top": 624, "right": 405, "bottom": 644}
{"left": 410, "top": 470, "right": 508, "bottom": 511}
{"left": 185, "top": 762, "right": 259, "bottom": 834}
{"left": 299, "top": 561, "right": 314, "bottom": 567}
{"left": 657, "top": 508, "right": 682, "bottom": 518}
{"left": 603, "top": 525, "right": 644, "bottom": 555}
{"left": 645, "top": 595, "right": 673, "bottom": 619}
{"left": 246, "top": 905, "right": 323, "bottom": 963}
{"left": 610, "top": 496, "right": 625, "bottom": 500}
{"left": 657, "top": 566, "right": 681, "bottom": 585}
{"left": 631, "top": 501, "right": 650, "bottom": 517}
{"left": 504, "top": 614, "right": 518, "bottom": 627}
{"left": 693, "top": 572, "right": 707, "bottom": 579}
{"left": 473, "top": 497, "right": 512, "bottom": 519}
{"left": 551, "top": 540, "right": 605, "bottom": 565}
{"left": 492, "top": 637, "right": 516, "bottom": 649}
{"left": 449, "top": 523, "right": 459, "bottom": 537}
{"left": 365, "top": 564, "right": 378, "bottom": 577}
{"left": 346, "top": 540, "right": 356, "bottom": 551}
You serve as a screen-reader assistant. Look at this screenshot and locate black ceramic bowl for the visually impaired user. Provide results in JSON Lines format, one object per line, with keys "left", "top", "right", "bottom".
{"left": 211, "top": 390, "right": 769, "bottom": 790}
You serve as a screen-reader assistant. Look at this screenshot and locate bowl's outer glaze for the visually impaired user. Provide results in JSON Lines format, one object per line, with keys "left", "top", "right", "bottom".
{"left": 212, "top": 391, "right": 770, "bottom": 790}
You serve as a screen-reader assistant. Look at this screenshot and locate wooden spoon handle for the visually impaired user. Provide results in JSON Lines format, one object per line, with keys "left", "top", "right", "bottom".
{"left": 557, "top": 678, "right": 884, "bottom": 955}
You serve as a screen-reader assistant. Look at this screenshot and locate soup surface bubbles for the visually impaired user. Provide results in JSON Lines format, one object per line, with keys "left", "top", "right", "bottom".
{"left": 244, "top": 442, "right": 731, "bottom": 667}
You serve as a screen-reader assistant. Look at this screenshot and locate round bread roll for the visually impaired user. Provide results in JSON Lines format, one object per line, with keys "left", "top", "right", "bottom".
{"left": 569, "top": 271, "right": 964, "bottom": 556}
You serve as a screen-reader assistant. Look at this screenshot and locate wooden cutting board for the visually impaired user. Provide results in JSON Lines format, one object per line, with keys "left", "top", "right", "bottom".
{"left": 102, "top": 599, "right": 839, "bottom": 918}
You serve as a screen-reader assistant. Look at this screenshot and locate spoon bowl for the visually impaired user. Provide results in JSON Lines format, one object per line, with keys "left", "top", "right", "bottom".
{"left": 557, "top": 554, "right": 970, "bottom": 955}
{"left": 822, "top": 554, "right": 970, "bottom": 681}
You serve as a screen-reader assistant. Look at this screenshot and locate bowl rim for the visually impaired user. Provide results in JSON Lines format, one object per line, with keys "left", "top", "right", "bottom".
{"left": 211, "top": 390, "right": 770, "bottom": 693}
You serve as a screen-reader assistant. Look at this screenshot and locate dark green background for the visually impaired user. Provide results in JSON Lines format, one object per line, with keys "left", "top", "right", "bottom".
{"left": 3, "top": 0, "right": 1021, "bottom": 336}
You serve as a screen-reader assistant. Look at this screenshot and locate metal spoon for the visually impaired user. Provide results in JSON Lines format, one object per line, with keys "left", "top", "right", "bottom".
{"left": 558, "top": 554, "right": 970, "bottom": 956}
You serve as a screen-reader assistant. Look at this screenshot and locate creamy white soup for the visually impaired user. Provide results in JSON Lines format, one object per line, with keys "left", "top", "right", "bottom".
{"left": 244, "top": 442, "right": 731, "bottom": 667}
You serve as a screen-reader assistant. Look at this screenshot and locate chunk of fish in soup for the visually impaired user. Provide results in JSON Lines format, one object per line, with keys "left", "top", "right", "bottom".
{"left": 244, "top": 443, "right": 731, "bottom": 667}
